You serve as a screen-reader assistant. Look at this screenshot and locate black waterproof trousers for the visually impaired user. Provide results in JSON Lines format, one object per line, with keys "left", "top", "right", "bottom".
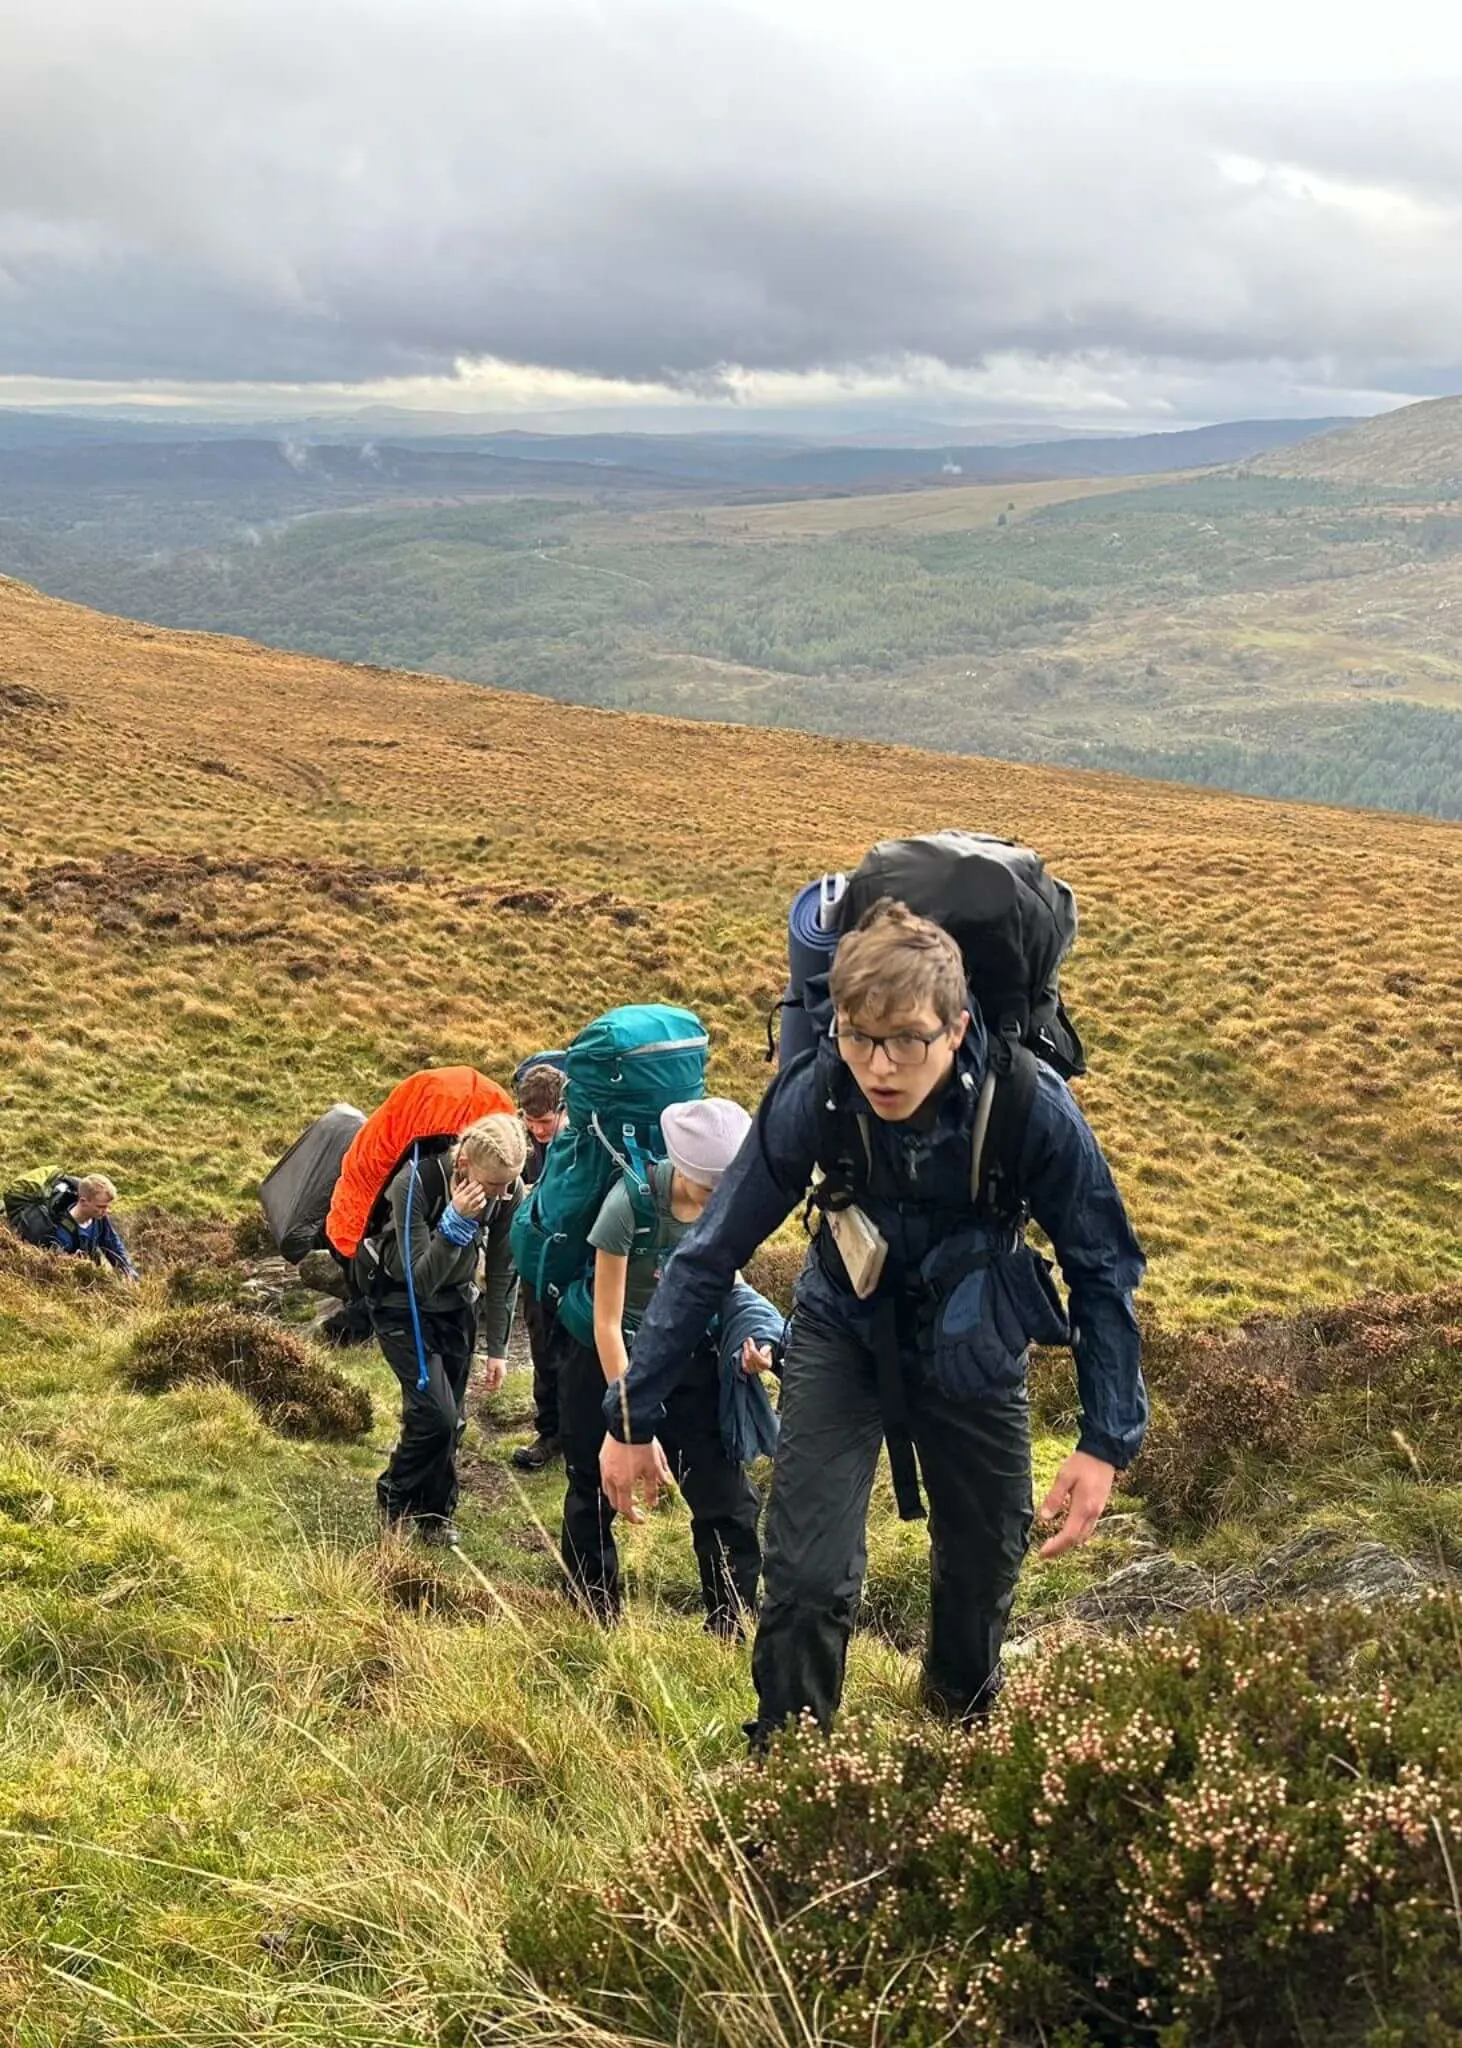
{"left": 556, "top": 1326, "right": 762, "bottom": 1635}
{"left": 373, "top": 1301, "right": 476, "bottom": 1531}
{"left": 750, "top": 1307, "right": 1033, "bottom": 1741}
{"left": 521, "top": 1288, "right": 559, "bottom": 1441}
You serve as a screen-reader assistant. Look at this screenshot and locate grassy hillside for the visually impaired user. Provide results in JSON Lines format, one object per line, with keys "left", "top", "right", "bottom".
{"left": 3, "top": 579, "right": 1462, "bottom": 2043}
{"left": 1251, "top": 393, "right": 1462, "bottom": 488}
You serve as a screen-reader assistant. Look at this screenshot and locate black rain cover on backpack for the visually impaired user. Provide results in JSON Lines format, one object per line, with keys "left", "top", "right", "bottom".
{"left": 835, "top": 831, "right": 1085, "bottom": 1077}
{"left": 259, "top": 1104, "right": 366, "bottom": 1264}
{"left": 3, "top": 1172, "right": 79, "bottom": 1246}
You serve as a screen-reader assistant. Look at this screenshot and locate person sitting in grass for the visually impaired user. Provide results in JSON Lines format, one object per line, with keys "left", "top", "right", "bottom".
{"left": 601, "top": 900, "right": 1147, "bottom": 1743}
{"left": 554, "top": 1097, "right": 763, "bottom": 1636}
{"left": 361, "top": 1112, "right": 527, "bottom": 1548}
{"left": 15, "top": 1172, "right": 139, "bottom": 1279}
{"left": 511, "top": 1062, "right": 570, "bottom": 1473}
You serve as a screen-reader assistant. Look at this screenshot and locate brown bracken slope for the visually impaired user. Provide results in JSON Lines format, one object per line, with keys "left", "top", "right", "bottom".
{"left": 1, "top": 574, "right": 1459, "bottom": 1324}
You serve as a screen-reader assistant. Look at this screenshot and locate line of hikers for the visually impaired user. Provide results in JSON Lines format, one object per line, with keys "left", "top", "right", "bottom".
{"left": 317, "top": 831, "right": 1147, "bottom": 1740}
{"left": 10, "top": 830, "right": 1149, "bottom": 1743}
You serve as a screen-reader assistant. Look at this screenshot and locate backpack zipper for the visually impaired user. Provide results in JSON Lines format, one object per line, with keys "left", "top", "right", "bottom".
{"left": 621, "top": 1034, "right": 708, "bottom": 1057}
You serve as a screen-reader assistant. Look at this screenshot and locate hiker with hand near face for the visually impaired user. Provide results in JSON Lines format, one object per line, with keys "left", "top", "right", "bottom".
{"left": 556, "top": 1096, "right": 764, "bottom": 1635}
{"left": 601, "top": 897, "right": 1146, "bottom": 1743}
{"left": 360, "top": 1112, "right": 527, "bottom": 1547}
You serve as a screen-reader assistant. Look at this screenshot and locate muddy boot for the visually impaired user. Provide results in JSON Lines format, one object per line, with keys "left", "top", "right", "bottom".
{"left": 512, "top": 1434, "right": 562, "bottom": 1472}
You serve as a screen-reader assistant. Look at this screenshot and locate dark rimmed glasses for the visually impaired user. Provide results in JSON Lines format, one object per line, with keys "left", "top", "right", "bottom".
{"left": 830, "top": 1021, "right": 951, "bottom": 1068}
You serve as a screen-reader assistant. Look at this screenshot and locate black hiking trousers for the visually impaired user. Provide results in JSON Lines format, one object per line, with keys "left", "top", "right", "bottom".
{"left": 750, "top": 1307, "right": 1033, "bottom": 1743}
{"left": 555, "top": 1325, "right": 762, "bottom": 1636}
{"left": 372, "top": 1300, "right": 476, "bottom": 1531}
{"left": 521, "top": 1288, "right": 559, "bottom": 1441}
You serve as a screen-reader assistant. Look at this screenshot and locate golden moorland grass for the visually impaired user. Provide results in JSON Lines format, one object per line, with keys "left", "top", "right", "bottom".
{"left": 2, "top": 572, "right": 1460, "bottom": 1324}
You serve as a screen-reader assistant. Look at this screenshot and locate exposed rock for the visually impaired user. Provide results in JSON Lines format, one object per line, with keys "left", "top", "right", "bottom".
{"left": 1072, "top": 1524, "right": 1434, "bottom": 1630}
{"left": 295, "top": 1249, "right": 348, "bottom": 1299}
{"left": 1071, "top": 1554, "right": 1221, "bottom": 1624}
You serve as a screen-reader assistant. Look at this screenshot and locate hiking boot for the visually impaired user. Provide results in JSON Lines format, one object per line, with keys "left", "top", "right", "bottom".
{"left": 416, "top": 1520, "right": 462, "bottom": 1550}
{"left": 511, "top": 1434, "right": 562, "bottom": 1472}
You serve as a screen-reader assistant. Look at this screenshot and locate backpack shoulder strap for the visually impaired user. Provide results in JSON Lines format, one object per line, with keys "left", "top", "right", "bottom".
{"left": 972, "top": 1040, "right": 1040, "bottom": 1223}
{"left": 810, "top": 1050, "right": 873, "bottom": 1211}
{"left": 622, "top": 1161, "right": 664, "bottom": 1254}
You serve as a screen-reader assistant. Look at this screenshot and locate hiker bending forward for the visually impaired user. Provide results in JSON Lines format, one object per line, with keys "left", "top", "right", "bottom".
{"left": 361, "top": 1113, "right": 526, "bottom": 1545}
{"left": 601, "top": 901, "right": 1147, "bottom": 1740}
{"left": 556, "top": 1098, "right": 763, "bottom": 1635}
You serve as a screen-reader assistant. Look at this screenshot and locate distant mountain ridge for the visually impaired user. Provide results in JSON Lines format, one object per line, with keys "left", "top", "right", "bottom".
{"left": 0, "top": 410, "right": 1357, "bottom": 491}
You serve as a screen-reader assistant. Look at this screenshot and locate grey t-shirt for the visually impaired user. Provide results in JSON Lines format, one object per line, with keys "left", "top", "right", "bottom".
{"left": 587, "top": 1160, "right": 692, "bottom": 1336}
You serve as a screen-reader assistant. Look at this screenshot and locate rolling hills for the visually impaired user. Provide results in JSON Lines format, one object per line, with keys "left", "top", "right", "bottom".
{"left": 3, "top": 577, "right": 1462, "bottom": 2043}
{"left": 6, "top": 400, "right": 1462, "bottom": 823}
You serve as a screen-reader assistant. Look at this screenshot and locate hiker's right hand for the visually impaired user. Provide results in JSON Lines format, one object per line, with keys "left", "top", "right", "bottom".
{"left": 600, "top": 1436, "right": 672, "bottom": 1523}
{"left": 450, "top": 1171, "right": 488, "bottom": 1221}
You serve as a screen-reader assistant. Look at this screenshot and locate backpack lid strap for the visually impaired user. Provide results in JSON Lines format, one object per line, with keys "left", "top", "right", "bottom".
{"left": 969, "top": 1068, "right": 998, "bottom": 1205}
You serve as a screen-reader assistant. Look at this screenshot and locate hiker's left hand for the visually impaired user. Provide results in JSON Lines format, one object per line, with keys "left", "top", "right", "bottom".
{"left": 742, "top": 1339, "right": 775, "bottom": 1375}
{"left": 1036, "top": 1451, "right": 1116, "bottom": 1558}
{"left": 450, "top": 1169, "right": 488, "bottom": 1220}
{"left": 481, "top": 1356, "right": 506, "bottom": 1394}
{"left": 600, "top": 1435, "right": 672, "bottom": 1523}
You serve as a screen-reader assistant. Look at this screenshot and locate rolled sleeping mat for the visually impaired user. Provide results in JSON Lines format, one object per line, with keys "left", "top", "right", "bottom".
{"left": 513, "top": 1048, "right": 568, "bottom": 1093}
{"left": 778, "top": 873, "right": 846, "bottom": 1068}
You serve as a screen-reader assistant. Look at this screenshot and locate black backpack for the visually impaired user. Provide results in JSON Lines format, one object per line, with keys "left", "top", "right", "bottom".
{"left": 3, "top": 1171, "right": 80, "bottom": 1246}
{"left": 784, "top": 831, "right": 1086, "bottom": 1222}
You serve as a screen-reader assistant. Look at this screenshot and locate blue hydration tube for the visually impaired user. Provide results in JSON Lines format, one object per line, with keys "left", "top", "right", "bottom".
{"left": 402, "top": 1142, "right": 430, "bottom": 1392}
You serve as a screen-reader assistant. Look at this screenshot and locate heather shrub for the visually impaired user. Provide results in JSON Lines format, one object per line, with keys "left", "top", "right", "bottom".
{"left": 121, "top": 1307, "right": 373, "bottom": 1440}
{"left": 513, "top": 1600, "right": 1462, "bottom": 2047}
{"left": 1136, "top": 1344, "right": 1299, "bottom": 1530}
{"left": 0, "top": 1227, "right": 119, "bottom": 1299}
{"left": 1130, "top": 1285, "right": 1462, "bottom": 1534}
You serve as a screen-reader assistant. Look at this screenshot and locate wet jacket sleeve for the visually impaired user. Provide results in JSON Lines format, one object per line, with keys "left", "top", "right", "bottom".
{"left": 479, "top": 1182, "right": 522, "bottom": 1356}
{"left": 1021, "top": 1071, "right": 1148, "bottom": 1469}
{"left": 97, "top": 1219, "right": 139, "bottom": 1279}
{"left": 604, "top": 1059, "right": 821, "bottom": 1441}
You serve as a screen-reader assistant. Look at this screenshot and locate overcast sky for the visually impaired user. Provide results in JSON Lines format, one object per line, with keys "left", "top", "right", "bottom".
{"left": 2, "top": 0, "right": 1461, "bottom": 429}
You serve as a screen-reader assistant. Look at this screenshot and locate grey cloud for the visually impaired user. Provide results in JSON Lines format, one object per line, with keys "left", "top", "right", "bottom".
{"left": 1, "top": 0, "right": 1461, "bottom": 391}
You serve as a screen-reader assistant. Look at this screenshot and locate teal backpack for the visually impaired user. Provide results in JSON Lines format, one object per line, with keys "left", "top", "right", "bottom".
{"left": 508, "top": 1004, "right": 709, "bottom": 1344}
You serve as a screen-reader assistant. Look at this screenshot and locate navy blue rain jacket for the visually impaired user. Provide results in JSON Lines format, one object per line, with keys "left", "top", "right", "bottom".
{"left": 44, "top": 1211, "right": 139, "bottom": 1279}
{"left": 712, "top": 1279, "right": 783, "bottom": 1465}
{"left": 604, "top": 1010, "right": 1147, "bottom": 1468}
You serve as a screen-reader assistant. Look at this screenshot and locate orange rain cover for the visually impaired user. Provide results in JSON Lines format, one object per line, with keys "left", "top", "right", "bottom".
{"left": 325, "top": 1066, "right": 514, "bottom": 1258}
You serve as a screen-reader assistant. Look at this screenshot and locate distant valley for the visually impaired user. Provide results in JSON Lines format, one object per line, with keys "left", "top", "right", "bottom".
{"left": 2, "top": 402, "right": 1461, "bottom": 818}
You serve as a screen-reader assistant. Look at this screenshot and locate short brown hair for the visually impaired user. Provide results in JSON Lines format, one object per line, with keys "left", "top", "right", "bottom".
{"left": 517, "top": 1064, "right": 566, "bottom": 1118}
{"left": 829, "top": 897, "right": 968, "bottom": 1029}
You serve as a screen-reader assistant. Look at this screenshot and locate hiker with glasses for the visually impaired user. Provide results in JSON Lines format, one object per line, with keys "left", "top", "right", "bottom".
{"left": 512, "top": 1062, "right": 570, "bottom": 1473}
{"left": 555, "top": 1096, "right": 764, "bottom": 1635}
{"left": 359, "top": 1112, "right": 527, "bottom": 1547}
{"left": 601, "top": 897, "right": 1146, "bottom": 1744}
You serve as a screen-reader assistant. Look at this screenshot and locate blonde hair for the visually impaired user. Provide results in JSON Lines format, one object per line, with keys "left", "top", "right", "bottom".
{"left": 457, "top": 1113, "right": 528, "bottom": 1181}
{"left": 829, "top": 897, "right": 968, "bottom": 1029}
{"left": 77, "top": 1173, "right": 118, "bottom": 1204}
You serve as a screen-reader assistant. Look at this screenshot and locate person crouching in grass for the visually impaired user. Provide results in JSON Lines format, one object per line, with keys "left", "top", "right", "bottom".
{"left": 361, "top": 1112, "right": 527, "bottom": 1547}
{"left": 555, "top": 1098, "right": 763, "bottom": 1635}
